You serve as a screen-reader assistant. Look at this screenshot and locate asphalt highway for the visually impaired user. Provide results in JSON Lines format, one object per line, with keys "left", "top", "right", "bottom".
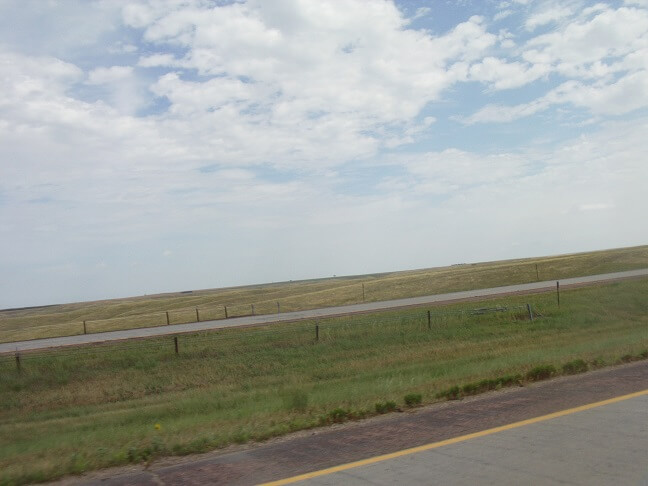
{"left": 2, "top": 268, "right": 647, "bottom": 354}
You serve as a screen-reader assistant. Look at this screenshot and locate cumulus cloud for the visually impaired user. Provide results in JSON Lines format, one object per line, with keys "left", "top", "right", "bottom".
{"left": 129, "top": 1, "right": 496, "bottom": 161}
{"left": 465, "top": 3, "right": 648, "bottom": 122}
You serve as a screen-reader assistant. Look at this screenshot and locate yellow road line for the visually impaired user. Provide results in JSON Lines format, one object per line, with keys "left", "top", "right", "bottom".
{"left": 260, "top": 389, "right": 648, "bottom": 485}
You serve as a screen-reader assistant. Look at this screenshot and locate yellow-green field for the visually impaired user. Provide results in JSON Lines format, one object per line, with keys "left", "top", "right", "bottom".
{"left": 1, "top": 245, "right": 647, "bottom": 343}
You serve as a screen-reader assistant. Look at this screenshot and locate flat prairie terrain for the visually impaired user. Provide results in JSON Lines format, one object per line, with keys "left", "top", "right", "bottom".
{"left": 1, "top": 245, "right": 647, "bottom": 342}
{"left": 1, "top": 278, "right": 647, "bottom": 484}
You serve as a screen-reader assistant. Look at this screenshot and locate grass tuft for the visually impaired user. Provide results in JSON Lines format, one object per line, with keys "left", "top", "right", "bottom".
{"left": 375, "top": 401, "right": 398, "bottom": 414}
{"left": 403, "top": 393, "right": 422, "bottom": 407}
{"left": 561, "top": 359, "right": 588, "bottom": 375}
{"left": 525, "top": 365, "right": 557, "bottom": 382}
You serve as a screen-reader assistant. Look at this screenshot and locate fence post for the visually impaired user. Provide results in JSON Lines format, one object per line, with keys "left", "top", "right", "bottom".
{"left": 315, "top": 322, "right": 319, "bottom": 342}
{"left": 556, "top": 281, "right": 560, "bottom": 307}
{"left": 362, "top": 283, "right": 365, "bottom": 302}
{"left": 527, "top": 303, "right": 534, "bottom": 321}
{"left": 15, "top": 352, "right": 21, "bottom": 372}
{"left": 195, "top": 308, "right": 200, "bottom": 322}
{"left": 174, "top": 336, "right": 179, "bottom": 354}
{"left": 535, "top": 264, "right": 539, "bottom": 281}
{"left": 166, "top": 311, "right": 170, "bottom": 325}
{"left": 427, "top": 310, "right": 431, "bottom": 330}
{"left": 277, "top": 302, "right": 280, "bottom": 313}
{"left": 83, "top": 320, "right": 87, "bottom": 334}
{"left": 251, "top": 304, "right": 255, "bottom": 316}
{"left": 224, "top": 305, "right": 228, "bottom": 319}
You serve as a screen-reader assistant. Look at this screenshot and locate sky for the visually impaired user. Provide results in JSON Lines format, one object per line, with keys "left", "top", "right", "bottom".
{"left": 1, "top": 0, "right": 648, "bottom": 308}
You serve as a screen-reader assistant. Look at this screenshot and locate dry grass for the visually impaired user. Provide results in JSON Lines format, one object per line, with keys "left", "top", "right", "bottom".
{"left": 1, "top": 245, "right": 647, "bottom": 342}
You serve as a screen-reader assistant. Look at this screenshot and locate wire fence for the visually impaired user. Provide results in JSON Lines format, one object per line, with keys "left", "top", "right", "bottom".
{"left": 0, "top": 296, "right": 358, "bottom": 343}
{"left": 0, "top": 280, "right": 562, "bottom": 344}
{"left": 0, "top": 302, "right": 545, "bottom": 372}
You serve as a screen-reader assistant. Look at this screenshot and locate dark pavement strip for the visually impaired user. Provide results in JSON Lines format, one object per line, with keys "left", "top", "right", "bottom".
{"left": 56, "top": 360, "right": 648, "bottom": 486}
{"left": 4, "top": 268, "right": 648, "bottom": 354}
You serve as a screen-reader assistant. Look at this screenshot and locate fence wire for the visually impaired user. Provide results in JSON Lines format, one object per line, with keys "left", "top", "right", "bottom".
{"left": 0, "top": 302, "right": 547, "bottom": 371}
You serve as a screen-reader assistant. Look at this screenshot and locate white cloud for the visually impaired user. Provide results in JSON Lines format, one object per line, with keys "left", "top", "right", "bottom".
{"left": 494, "top": 9, "right": 514, "bottom": 21}
{"left": 123, "top": 2, "right": 498, "bottom": 164}
{"left": 464, "top": 70, "right": 648, "bottom": 123}
{"left": 412, "top": 7, "right": 431, "bottom": 20}
{"left": 468, "top": 57, "right": 548, "bottom": 90}
{"left": 525, "top": 5, "right": 575, "bottom": 31}
{"left": 466, "top": 3, "right": 648, "bottom": 122}
{"left": 523, "top": 6, "right": 648, "bottom": 78}
{"left": 87, "top": 66, "right": 134, "bottom": 85}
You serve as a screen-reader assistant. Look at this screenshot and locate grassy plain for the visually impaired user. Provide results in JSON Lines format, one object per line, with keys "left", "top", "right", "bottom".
{"left": 1, "top": 278, "right": 647, "bottom": 484}
{"left": 1, "top": 245, "right": 647, "bottom": 342}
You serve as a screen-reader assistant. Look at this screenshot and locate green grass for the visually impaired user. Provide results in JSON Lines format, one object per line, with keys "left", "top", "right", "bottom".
{"left": 0, "top": 278, "right": 647, "bottom": 484}
{"left": 1, "top": 245, "right": 647, "bottom": 342}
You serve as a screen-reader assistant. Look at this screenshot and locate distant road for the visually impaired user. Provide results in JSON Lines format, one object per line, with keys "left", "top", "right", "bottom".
{"left": 2, "top": 268, "right": 647, "bottom": 354}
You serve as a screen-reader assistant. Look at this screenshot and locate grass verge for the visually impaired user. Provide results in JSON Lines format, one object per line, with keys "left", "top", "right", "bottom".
{"left": 0, "top": 278, "right": 647, "bottom": 484}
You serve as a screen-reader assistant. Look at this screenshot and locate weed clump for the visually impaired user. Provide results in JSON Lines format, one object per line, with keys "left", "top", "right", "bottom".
{"left": 328, "top": 408, "right": 348, "bottom": 423}
{"left": 318, "top": 407, "right": 369, "bottom": 425}
{"left": 435, "top": 385, "right": 461, "bottom": 400}
{"left": 525, "top": 365, "right": 556, "bottom": 381}
{"left": 404, "top": 393, "right": 422, "bottom": 407}
{"left": 590, "top": 357, "right": 606, "bottom": 368}
{"left": 375, "top": 401, "right": 397, "bottom": 414}
{"left": 562, "top": 359, "right": 588, "bottom": 375}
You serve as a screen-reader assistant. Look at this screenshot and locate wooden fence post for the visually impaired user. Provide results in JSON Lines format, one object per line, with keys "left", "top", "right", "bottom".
{"left": 174, "top": 336, "right": 179, "bottom": 354}
{"left": 527, "top": 303, "right": 534, "bottom": 321}
{"left": 15, "top": 352, "right": 21, "bottom": 372}
{"left": 195, "top": 308, "right": 200, "bottom": 322}
{"left": 427, "top": 310, "right": 431, "bottom": 330}
{"left": 251, "top": 304, "right": 255, "bottom": 316}
{"left": 83, "top": 320, "right": 87, "bottom": 334}
{"left": 166, "top": 311, "right": 170, "bottom": 325}
{"left": 224, "top": 305, "right": 228, "bottom": 319}
{"left": 557, "top": 281, "right": 560, "bottom": 307}
{"left": 362, "top": 283, "right": 365, "bottom": 302}
{"left": 277, "top": 302, "right": 280, "bottom": 313}
{"left": 315, "top": 322, "right": 319, "bottom": 342}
